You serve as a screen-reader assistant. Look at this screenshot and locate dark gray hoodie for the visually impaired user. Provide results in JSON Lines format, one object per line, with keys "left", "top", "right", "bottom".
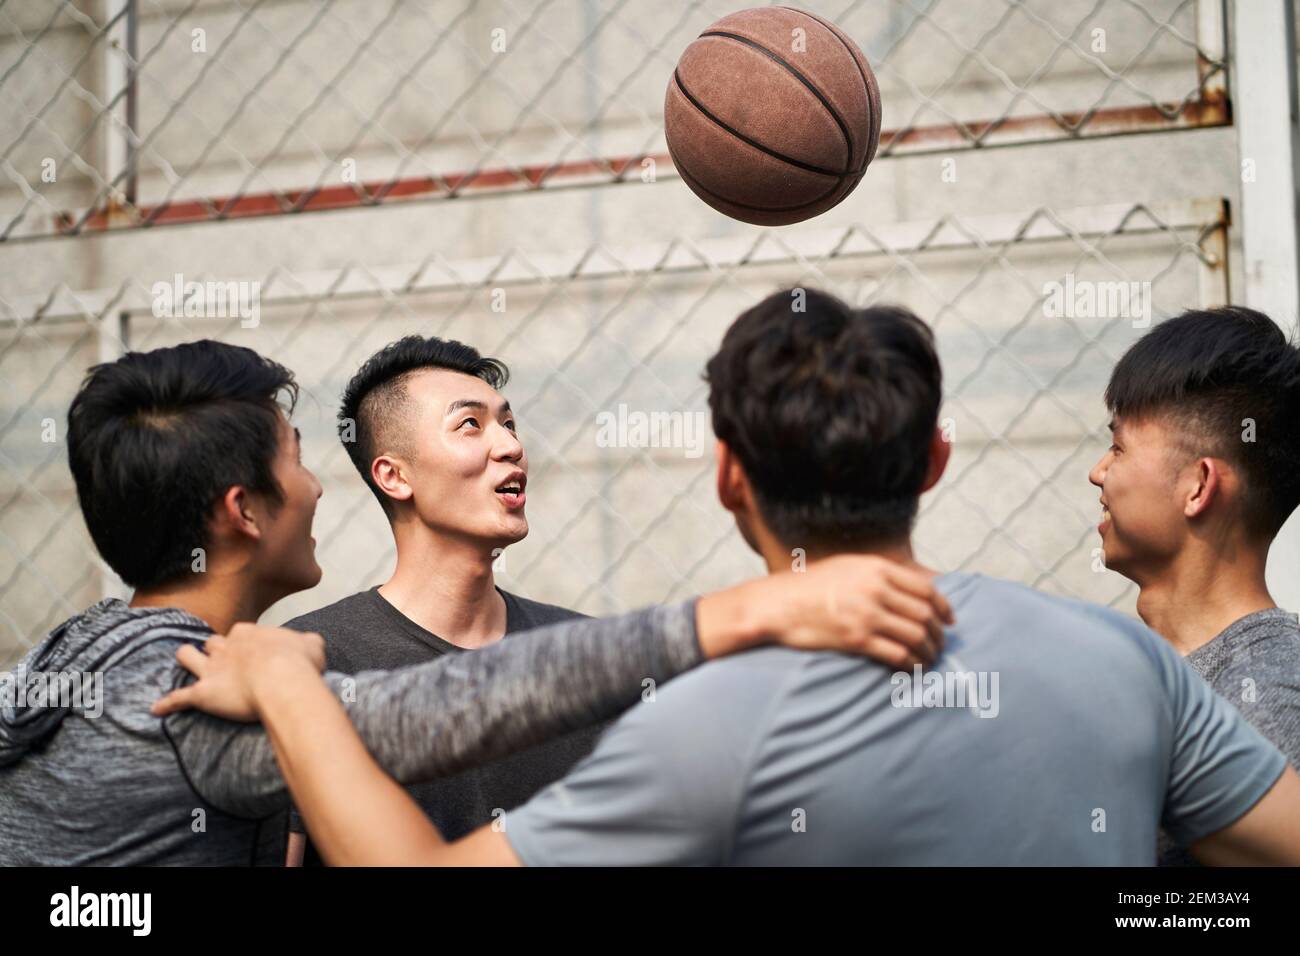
{"left": 0, "top": 597, "right": 702, "bottom": 865}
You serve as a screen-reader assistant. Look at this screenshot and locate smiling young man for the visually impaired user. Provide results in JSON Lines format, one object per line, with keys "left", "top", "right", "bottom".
{"left": 1088, "top": 306, "right": 1300, "bottom": 865}
{"left": 0, "top": 341, "right": 323, "bottom": 864}
{"left": 163, "top": 291, "right": 1300, "bottom": 866}
{"left": 0, "top": 338, "right": 953, "bottom": 866}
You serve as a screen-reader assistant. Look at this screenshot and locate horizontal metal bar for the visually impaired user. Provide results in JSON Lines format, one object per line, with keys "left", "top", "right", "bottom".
{"left": 0, "top": 196, "right": 1229, "bottom": 327}
{"left": 30, "top": 98, "right": 1231, "bottom": 242}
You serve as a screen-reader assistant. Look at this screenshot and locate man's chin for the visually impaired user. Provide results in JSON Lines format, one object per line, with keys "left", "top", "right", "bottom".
{"left": 289, "top": 562, "right": 324, "bottom": 594}
{"left": 1098, "top": 542, "right": 1135, "bottom": 581}
{"left": 477, "top": 520, "right": 529, "bottom": 550}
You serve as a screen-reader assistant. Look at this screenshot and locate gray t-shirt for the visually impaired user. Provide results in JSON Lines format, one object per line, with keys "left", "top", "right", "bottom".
{"left": 1157, "top": 607, "right": 1300, "bottom": 866}
{"left": 282, "top": 587, "right": 604, "bottom": 850}
{"left": 505, "top": 572, "right": 1287, "bottom": 866}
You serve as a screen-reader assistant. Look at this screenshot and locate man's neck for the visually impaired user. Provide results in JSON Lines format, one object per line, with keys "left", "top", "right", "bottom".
{"left": 129, "top": 574, "right": 266, "bottom": 635}
{"left": 1132, "top": 541, "right": 1275, "bottom": 656}
{"left": 379, "top": 521, "right": 507, "bottom": 650}
{"left": 759, "top": 536, "right": 934, "bottom": 577}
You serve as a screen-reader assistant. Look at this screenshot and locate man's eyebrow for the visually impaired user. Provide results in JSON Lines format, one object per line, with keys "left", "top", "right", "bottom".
{"left": 445, "top": 398, "right": 512, "bottom": 416}
{"left": 445, "top": 399, "right": 488, "bottom": 416}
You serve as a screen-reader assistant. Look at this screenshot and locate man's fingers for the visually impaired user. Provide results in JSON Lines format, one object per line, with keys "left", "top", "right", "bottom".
{"left": 930, "top": 587, "right": 955, "bottom": 626}
{"left": 150, "top": 686, "right": 196, "bottom": 717}
{"left": 872, "top": 611, "right": 934, "bottom": 663}
{"left": 881, "top": 588, "right": 936, "bottom": 628}
{"left": 862, "top": 636, "right": 921, "bottom": 671}
{"left": 876, "top": 589, "right": 942, "bottom": 659}
{"left": 175, "top": 643, "right": 210, "bottom": 677}
{"left": 882, "top": 564, "right": 956, "bottom": 626}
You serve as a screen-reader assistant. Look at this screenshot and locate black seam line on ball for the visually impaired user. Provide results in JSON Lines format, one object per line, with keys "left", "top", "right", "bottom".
{"left": 775, "top": 7, "right": 877, "bottom": 168}
{"left": 677, "top": 158, "right": 843, "bottom": 214}
{"left": 672, "top": 70, "right": 844, "bottom": 179}
{"left": 698, "top": 30, "right": 853, "bottom": 173}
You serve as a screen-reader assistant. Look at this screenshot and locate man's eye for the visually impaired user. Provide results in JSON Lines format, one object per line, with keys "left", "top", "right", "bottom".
{"left": 460, "top": 417, "right": 479, "bottom": 430}
{"left": 1109, "top": 444, "right": 1120, "bottom": 455}
{"left": 505, "top": 420, "right": 517, "bottom": 432}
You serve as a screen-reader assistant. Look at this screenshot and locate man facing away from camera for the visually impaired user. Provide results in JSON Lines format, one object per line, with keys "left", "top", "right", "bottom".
{"left": 160, "top": 290, "right": 1300, "bottom": 865}
{"left": 1088, "top": 307, "right": 1300, "bottom": 865}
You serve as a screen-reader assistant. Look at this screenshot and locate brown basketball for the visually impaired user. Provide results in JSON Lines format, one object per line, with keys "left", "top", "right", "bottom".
{"left": 664, "top": 6, "right": 882, "bottom": 226}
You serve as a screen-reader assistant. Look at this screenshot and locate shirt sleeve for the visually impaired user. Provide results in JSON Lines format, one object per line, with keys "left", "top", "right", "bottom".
{"left": 504, "top": 662, "right": 767, "bottom": 866}
{"left": 166, "top": 600, "right": 703, "bottom": 819}
{"left": 1154, "top": 636, "right": 1288, "bottom": 846}
{"left": 1212, "top": 657, "right": 1300, "bottom": 770}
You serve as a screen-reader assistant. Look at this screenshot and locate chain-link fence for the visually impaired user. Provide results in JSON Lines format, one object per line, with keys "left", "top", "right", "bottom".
{"left": 1, "top": 0, "right": 1226, "bottom": 239}
{"left": 0, "top": 0, "right": 1244, "bottom": 665}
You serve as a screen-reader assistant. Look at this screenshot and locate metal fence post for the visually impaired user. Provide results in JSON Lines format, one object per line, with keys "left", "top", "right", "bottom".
{"left": 1232, "top": 0, "right": 1300, "bottom": 609}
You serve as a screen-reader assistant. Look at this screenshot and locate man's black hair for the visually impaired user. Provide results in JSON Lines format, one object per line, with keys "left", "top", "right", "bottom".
{"left": 67, "top": 339, "right": 298, "bottom": 590}
{"left": 338, "top": 336, "right": 509, "bottom": 517}
{"left": 1105, "top": 306, "right": 1300, "bottom": 538}
{"left": 705, "top": 288, "right": 943, "bottom": 549}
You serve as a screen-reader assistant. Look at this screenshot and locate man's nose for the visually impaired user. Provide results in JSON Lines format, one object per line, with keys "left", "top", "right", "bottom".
{"left": 494, "top": 425, "right": 524, "bottom": 460}
{"left": 1088, "top": 453, "right": 1108, "bottom": 488}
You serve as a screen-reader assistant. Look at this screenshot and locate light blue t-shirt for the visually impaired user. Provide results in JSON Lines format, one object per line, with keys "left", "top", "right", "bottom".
{"left": 505, "top": 572, "right": 1287, "bottom": 865}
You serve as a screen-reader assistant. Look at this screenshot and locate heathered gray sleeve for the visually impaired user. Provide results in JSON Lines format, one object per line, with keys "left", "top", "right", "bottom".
{"left": 163, "top": 600, "right": 702, "bottom": 819}
{"left": 1212, "top": 658, "right": 1300, "bottom": 769}
{"left": 1154, "top": 636, "right": 1288, "bottom": 847}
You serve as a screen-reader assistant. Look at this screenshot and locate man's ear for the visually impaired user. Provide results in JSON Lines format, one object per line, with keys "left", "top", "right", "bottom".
{"left": 715, "top": 440, "right": 751, "bottom": 515}
{"left": 1185, "top": 457, "right": 1227, "bottom": 520}
{"left": 217, "top": 486, "right": 262, "bottom": 542}
{"left": 920, "top": 424, "right": 952, "bottom": 493}
{"left": 372, "top": 455, "right": 413, "bottom": 508}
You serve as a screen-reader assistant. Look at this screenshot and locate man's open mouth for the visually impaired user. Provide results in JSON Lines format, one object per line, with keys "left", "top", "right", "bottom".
{"left": 495, "top": 473, "right": 527, "bottom": 508}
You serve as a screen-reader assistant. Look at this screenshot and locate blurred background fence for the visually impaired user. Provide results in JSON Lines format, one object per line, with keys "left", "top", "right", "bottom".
{"left": 2, "top": 0, "right": 1295, "bottom": 664}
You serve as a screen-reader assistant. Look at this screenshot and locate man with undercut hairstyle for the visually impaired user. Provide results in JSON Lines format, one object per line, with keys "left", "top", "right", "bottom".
{"left": 1088, "top": 306, "right": 1300, "bottom": 865}
{"left": 281, "top": 336, "right": 595, "bottom": 863}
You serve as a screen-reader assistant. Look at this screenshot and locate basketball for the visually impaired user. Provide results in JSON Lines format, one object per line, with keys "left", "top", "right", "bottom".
{"left": 664, "top": 6, "right": 882, "bottom": 226}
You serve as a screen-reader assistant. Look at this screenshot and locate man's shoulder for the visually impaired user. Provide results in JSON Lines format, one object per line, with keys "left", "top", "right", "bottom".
{"left": 282, "top": 590, "right": 381, "bottom": 635}
{"left": 941, "top": 571, "right": 1161, "bottom": 655}
{"left": 1209, "top": 615, "right": 1300, "bottom": 710}
{"left": 501, "top": 590, "right": 588, "bottom": 631}
{"left": 942, "top": 571, "right": 1139, "bottom": 626}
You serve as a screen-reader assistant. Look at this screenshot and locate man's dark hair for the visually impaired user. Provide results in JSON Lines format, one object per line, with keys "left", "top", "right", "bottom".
{"left": 338, "top": 336, "right": 509, "bottom": 517}
{"left": 1105, "top": 306, "right": 1300, "bottom": 539}
{"left": 67, "top": 340, "right": 298, "bottom": 591}
{"left": 705, "top": 288, "right": 943, "bottom": 549}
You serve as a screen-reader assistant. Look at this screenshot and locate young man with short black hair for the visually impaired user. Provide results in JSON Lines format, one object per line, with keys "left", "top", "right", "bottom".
{"left": 282, "top": 336, "right": 595, "bottom": 860}
{"left": 1088, "top": 306, "right": 1300, "bottom": 865}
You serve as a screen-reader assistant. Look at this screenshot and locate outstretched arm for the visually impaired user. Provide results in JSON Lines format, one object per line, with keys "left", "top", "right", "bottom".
{"left": 156, "top": 556, "right": 952, "bottom": 822}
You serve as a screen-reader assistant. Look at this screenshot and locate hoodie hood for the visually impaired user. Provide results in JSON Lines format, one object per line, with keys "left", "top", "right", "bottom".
{"left": 0, "top": 599, "right": 210, "bottom": 767}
